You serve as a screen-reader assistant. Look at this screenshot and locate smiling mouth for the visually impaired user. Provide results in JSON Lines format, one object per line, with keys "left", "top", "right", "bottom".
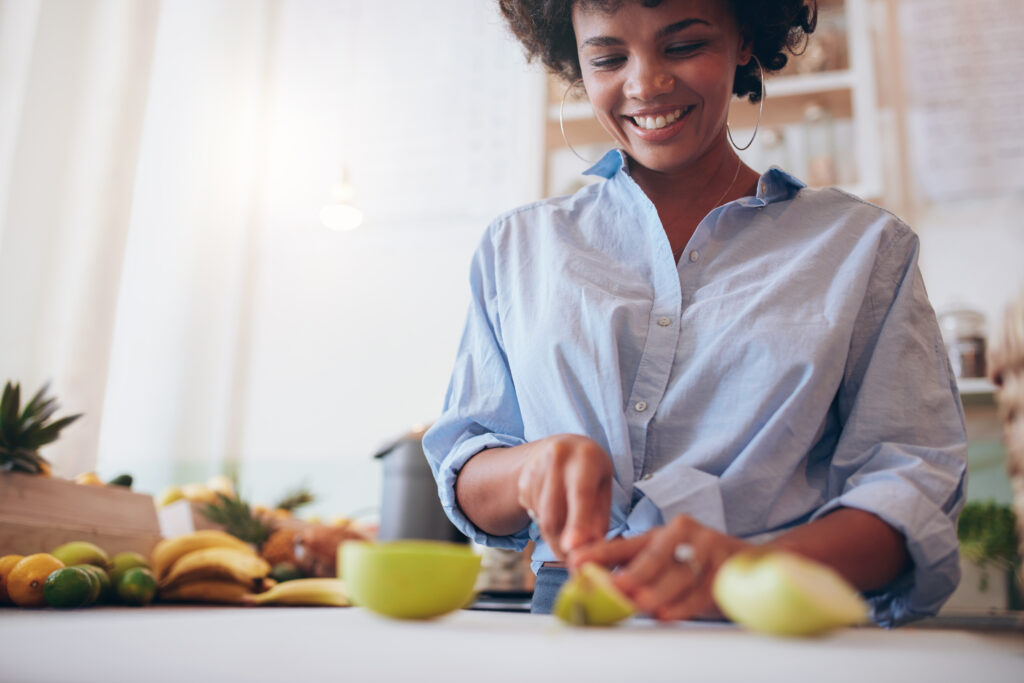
{"left": 629, "top": 106, "right": 693, "bottom": 130}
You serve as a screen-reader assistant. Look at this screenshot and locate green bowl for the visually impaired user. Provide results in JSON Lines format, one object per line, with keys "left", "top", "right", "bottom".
{"left": 339, "top": 540, "right": 481, "bottom": 619}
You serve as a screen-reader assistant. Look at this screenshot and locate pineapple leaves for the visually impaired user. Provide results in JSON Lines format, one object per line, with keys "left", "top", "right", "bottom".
{"left": 0, "top": 380, "right": 81, "bottom": 473}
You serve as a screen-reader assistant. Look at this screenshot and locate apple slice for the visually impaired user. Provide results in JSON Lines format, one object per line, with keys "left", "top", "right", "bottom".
{"left": 712, "top": 551, "right": 868, "bottom": 636}
{"left": 553, "top": 562, "right": 635, "bottom": 627}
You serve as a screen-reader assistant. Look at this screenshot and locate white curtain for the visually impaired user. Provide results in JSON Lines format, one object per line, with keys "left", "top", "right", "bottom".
{"left": 0, "top": 0, "right": 544, "bottom": 512}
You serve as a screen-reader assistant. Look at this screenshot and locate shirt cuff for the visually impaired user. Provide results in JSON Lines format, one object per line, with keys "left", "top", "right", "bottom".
{"left": 811, "top": 479, "right": 962, "bottom": 627}
{"left": 434, "top": 432, "right": 531, "bottom": 550}
{"left": 623, "top": 493, "right": 664, "bottom": 536}
{"left": 633, "top": 465, "right": 727, "bottom": 532}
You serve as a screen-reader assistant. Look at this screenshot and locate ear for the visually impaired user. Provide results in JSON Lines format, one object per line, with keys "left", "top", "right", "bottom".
{"left": 736, "top": 31, "right": 754, "bottom": 67}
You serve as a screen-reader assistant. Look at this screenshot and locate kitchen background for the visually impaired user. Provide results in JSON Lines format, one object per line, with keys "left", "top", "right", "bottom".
{"left": 0, "top": 0, "right": 1021, "bottom": 543}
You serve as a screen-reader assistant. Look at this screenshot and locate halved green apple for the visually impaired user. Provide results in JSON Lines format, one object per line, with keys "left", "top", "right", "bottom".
{"left": 339, "top": 540, "right": 481, "bottom": 619}
{"left": 712, "top": 551, "right": 868, "bottom": 636}
{"left": 553, "top": 562, "right": 636, "bottom": 627}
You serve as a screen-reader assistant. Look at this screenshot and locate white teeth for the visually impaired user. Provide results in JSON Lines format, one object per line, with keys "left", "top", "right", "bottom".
{"left": 632, "top": 108, "right": 686, "bottom": 130}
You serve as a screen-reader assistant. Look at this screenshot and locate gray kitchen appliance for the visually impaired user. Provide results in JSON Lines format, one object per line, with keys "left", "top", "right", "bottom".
{"left": 374, "top": 426, "right": 467, "bottom": 544}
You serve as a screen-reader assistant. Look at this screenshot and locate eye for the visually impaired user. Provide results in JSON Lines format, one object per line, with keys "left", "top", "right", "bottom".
{"left": 589, "top": 55, "right": 626, "bottom": 70}
{"left": 667, "top": 42, "right": 706, "bottom": 56}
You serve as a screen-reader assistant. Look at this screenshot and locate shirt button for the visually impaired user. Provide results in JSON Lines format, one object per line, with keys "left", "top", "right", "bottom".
{"left": 634, "top": 401, "right": 647, "bottom": 412}
{"left": 657, "top": 317, "right": 671, "bottom": 327}
{"left": 688, "top": 250, "right": 700, "bottom": 263}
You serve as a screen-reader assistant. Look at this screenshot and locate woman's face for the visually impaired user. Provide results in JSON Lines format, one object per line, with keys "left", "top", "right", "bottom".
{"left": 572, "top": 0, "right": 750, "bottom": 176}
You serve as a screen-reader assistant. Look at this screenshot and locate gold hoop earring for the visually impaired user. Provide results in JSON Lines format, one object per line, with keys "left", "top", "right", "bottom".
{"left": 560, "top": 78, "right": 593, "bottom": 163}
{"left": 727, "top": 54, "right": 765, "bottom": 151}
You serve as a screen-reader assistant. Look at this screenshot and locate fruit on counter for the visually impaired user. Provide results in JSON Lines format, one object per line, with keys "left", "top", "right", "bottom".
{"left": 151, "top": 529, "right": 254, "bottom": 580}
{"left": 205, "top": 474, "right": 235, "bottom": 499}
{"left": 43, "top": 567, "right": 97, "bottom": 608}
{"left": 6, "top": 553, "right": 65, "bottom": 607}
{"left": 340, "top": 540, "right": 481, "bottom": 619}
{"left": 117, "top": 567, "right": 158, "bottom": 606}
{"left": 107, "top": 473, "right": 134, "bottom": 488}
{"left": 0, "top": 381, "right": 81, "bottom": 476}
{"left": 0, "top": 554, "right": 25, "bottom": 604}
{"left": 181, "top": 482, "right": 219, "bottom": 504}
{"left": 74, "top": 471, "right": 104, "bottom": 486}
{"left": 109, "top": 551, "right": 150, "bottom": 586}
{"left": 73, "top": 564, "right": 112, "bottom": 602}
{"left": 269, "top": 561, "right": 305, "bottom": 583}
{"left": 160, "top": 579, "right": 255, "bottom": 604}
{"left": 243, "top": 578, "right": 350, "bottom": 607}
{"left": 159, "top": 546, "right": 271, "bottom": 592}
{"left": 51, "top": 541, "right": 111, "bottom": 570}
{"left": 712, "top": 551, "right": 868, "bottom": 637}
{"left": 157, "top": 485, "right": 185, "bottom": 507}
{"left": 199, "top": 492, "right": 274, "bottom": 547}
{"left": 553, "top": 563, "right": 636, "bottom": 627}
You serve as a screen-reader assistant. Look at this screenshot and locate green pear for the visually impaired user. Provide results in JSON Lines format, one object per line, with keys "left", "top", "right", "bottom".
{"left": 712, "top": 551, "right": 868, "bottom": 637}
{"left": 51, "top": 541, "right": 111, "bottom": 570}
{"left": 553, "top": 563, "right": 635, "bottom": 627}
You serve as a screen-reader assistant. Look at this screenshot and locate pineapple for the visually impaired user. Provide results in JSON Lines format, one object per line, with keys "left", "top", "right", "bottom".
{"left": 200, "top": 492, "right": 275, "bottom": 548}
{"left": 274, "top": 485, "right": 316, "bottom": 514}
{"left": 0, "top": 381, "right": 81, "bottom": 475}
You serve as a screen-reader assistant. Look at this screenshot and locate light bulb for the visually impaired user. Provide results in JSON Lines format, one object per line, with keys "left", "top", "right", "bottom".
{"left": 320, "top": 203, "right": 364, "bottom": 231}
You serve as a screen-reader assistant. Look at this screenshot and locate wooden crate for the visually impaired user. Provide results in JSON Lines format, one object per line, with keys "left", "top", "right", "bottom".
{"left": 0, "top": 472, "right": 162, "bottom": 558}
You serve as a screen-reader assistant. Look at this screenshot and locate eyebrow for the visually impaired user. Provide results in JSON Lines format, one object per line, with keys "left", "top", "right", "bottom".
{"left": 579, "top": 18, "right": 712, "bottom": 48}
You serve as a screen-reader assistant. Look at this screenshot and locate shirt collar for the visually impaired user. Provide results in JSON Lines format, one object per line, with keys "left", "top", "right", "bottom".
{"left": 584, "top": 149, "right": 805, "bottom": 206}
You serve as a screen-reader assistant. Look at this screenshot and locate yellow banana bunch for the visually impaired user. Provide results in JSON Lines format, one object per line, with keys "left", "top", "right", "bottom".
{"left": 243, "top": 578, "right": 350, "bottom": 607}
{"left": 151, "top": 530, "right": 254, "bottom": 580}
{"left": 160, "top": 580, "right": 255, "bottom": 604}
{"left": 160, "top": 547, "right": 270, "bottom": 592}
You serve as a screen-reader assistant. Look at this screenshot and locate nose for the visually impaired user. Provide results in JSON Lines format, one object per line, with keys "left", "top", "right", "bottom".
{"left": 624, "top": 61, "right": 675, "bottom": 100}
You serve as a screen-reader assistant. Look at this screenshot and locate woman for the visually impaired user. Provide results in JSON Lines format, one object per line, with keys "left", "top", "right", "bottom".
{"left": 423, "top": 0, "right": 967, "bottom": 626}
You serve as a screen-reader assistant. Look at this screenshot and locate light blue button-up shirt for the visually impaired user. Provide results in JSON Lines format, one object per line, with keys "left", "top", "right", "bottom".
{"left": 423, "top": 149, "right": 968, "bottom": 626}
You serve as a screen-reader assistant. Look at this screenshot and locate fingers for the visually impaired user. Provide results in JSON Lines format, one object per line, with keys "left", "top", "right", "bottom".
{"left": 615, "top": 516, "right": 697, "bottom": 594}
{"left": 562, "top": 457, "right": 611, "bottom": 552}
{"left": 517, "top": 435, "right": 613, "bottom": 559}
{"left": 569, "top": 534, "right": 648, "bottom": 570}
{"left": 536, "top": 464, "right": 569, "bottom": 559}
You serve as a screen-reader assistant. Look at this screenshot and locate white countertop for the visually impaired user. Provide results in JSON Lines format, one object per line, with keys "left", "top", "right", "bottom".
{"left": 1, "top": 606, "right": 1022, "bottom": 683}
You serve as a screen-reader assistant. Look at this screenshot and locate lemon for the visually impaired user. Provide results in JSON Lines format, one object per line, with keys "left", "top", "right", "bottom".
{"left": 7, "top": 554, "right": 65, "bottom": 607}
{"left": 117, "top": 567, "right": 157, "bottom": 606}
{"left": 109, "top": 551, "right": 149, "bottom": 585}
{"left": 73, "top": 564, "right": 110, "bottom": 603}
{"left": 44, "top": 567, "right": 96, "bottom": 608}
{"left": 0, "top": 554, "right": 25, "bottom": 605}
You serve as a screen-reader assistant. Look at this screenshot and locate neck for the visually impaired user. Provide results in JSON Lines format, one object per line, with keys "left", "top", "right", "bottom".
{"left": 626, "top": 139, "right": 760, "bottom": 258}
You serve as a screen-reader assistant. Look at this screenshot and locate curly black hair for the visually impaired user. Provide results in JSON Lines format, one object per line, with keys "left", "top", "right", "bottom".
{"left": 497, "top": 0, "right": 817, "bottom": 102}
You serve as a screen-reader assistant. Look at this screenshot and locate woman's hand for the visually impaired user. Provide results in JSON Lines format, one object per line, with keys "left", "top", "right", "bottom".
{"left": 568, "top": 515, "right": 753, "bottom": 621}
{"left": 516, "top": 434, "right": 613, "bottom": 560}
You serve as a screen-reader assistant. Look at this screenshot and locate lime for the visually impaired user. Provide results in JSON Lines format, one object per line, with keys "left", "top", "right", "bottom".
{"left": 269, "top": 562, "right": 305, "bottom": 583}
{"left": 73, "top": 564, "right": 110, "bottom": 603}
{"left": 117, "top": 567, "right": 157, "bottom": 606}
{"left": 44, "top": 567, "right": 95, "bottom": 608}
{"left": 109, "top": 551, "right": 149, "bottom": 585}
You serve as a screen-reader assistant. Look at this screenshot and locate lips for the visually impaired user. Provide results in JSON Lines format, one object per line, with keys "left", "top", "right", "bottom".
{"left": 624, "top": 105, "right": 694, "bottom": 141}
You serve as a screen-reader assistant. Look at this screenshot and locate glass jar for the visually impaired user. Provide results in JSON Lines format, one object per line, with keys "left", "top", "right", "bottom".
{"left": 939, "top": 308, "right": 988, "bottom": 379}
{"left": 803, "top": 103, "right": 837, "bottom": 187}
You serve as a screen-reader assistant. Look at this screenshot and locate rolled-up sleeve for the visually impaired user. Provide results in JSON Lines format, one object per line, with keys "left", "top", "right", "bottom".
{"left": 422, "top": 227, "right": 530, "bottom": 550}
{"left": 815, "top": 224, "right": 967, "bottom": 626}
